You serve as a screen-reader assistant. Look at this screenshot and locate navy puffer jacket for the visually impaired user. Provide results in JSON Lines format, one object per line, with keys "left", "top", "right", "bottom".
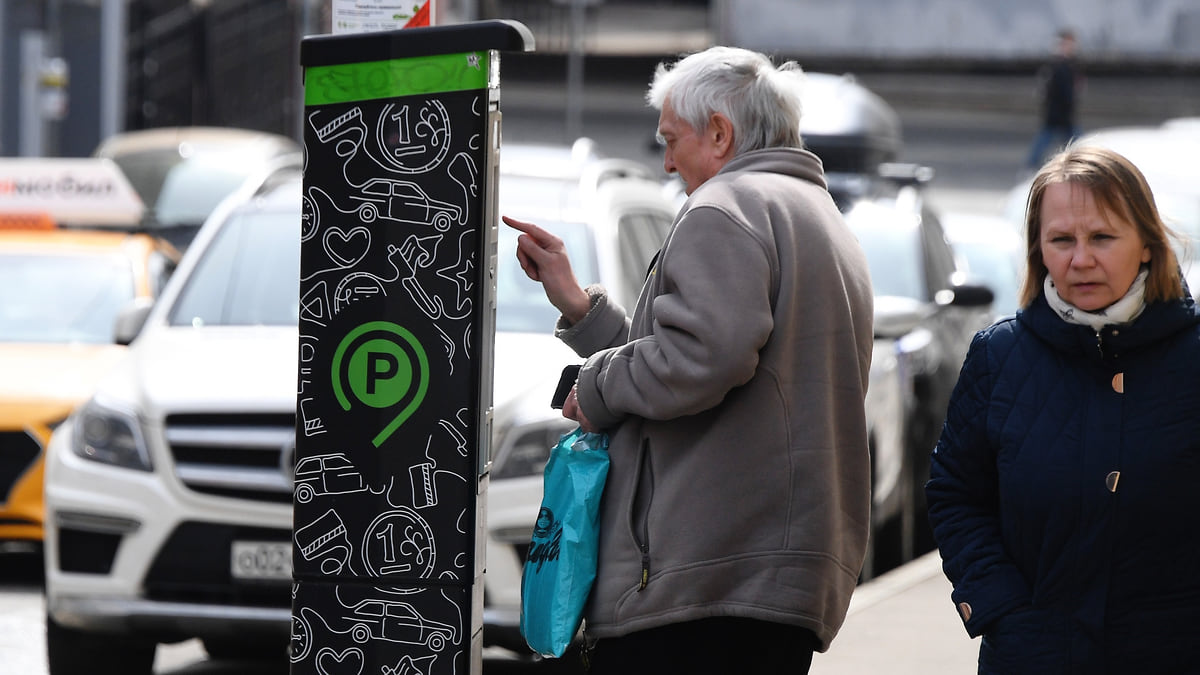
{"left": 927, "top": 290, "right": 1200, "bottom": 674}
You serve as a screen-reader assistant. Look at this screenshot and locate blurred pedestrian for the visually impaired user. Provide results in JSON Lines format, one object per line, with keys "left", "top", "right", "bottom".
{"left": 1024, "top": 29, "right": 1084, "bottom": 171}
{"left": 927, "top": 145, "right": 1200, "bottom": 673}
{"left": 504, "top": 45, "right": 874, "bottom": 675}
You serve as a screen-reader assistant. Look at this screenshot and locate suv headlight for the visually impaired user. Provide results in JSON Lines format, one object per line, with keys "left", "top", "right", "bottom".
{"left": 493, "top": 421, "right": 575, "bottom": 480}
{"left": 71, "top": 397, "right": 152, "bottom": 471}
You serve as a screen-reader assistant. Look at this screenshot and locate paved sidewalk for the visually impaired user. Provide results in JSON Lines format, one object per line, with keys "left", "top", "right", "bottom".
{"left": 811, "top": 552, "right": 980, "bottom": 674}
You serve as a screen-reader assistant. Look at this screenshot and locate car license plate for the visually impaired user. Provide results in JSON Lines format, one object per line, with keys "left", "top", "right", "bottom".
{"left": 231, "top": 541, "right": 292, "bottom": 580}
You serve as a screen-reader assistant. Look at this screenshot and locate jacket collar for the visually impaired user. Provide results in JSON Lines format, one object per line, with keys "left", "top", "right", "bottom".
{"left": 716, "top": 147, "right": 828, "bottom": 191}
{"left": 1019, "top": 290, "right": 1200, "bottom": 361}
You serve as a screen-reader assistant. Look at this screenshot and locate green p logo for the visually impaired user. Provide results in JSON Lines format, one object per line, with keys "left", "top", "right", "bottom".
{"left": 332, "top": 321, "right": 430, "bottom": 447}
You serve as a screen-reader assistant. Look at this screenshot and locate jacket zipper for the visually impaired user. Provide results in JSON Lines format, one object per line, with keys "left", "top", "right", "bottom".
{"left": 1095, "top": 329, "right": 1104, "bottom": 358}
{"left": 631, "top": 438, "right": 653, "bottom": 591}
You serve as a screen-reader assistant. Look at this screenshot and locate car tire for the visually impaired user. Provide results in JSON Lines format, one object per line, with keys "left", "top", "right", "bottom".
{"left": 427, "top": 632, "right": 446, "bottom": 651}
{"left": 296, "top": 483, "right": 314, "bottom": 503}
{"left": 46, "top": 615, "right": 156, "bottom": 675}
{"left": 203, "top": 636, "right": 287, "bottom": 661}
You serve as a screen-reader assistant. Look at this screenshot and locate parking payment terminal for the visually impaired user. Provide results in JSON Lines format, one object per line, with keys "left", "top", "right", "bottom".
{"left": 294, "top": 21, "right": 534, "bottom": 675}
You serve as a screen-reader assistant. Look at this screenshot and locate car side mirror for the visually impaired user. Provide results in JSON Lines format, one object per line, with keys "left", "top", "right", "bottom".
{"left": 113, "top": 298, "right": 155, "bottom": 346}
{"left": 935, "top": 283, "right": 995, "bottom": 308}
{"left": 873, "top": 295, "right": 928, "bottom": 339}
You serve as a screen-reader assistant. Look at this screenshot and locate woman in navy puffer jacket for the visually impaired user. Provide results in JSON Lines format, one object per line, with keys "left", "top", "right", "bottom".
{"left": 926, "top": 145, "right": 1200, "bottom": 674}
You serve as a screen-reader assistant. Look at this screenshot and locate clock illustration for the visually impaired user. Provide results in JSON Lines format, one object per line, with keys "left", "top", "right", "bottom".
{"left": 301, "top": 193, "right": 319, "bottom": 242}
{"left": 290, "top": 610, "right": 313, "bottom": 663}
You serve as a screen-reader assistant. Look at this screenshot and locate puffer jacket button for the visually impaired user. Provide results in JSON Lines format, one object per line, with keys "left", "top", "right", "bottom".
{"left": 1111, "top": 372, "right": 1124, "bottom": 393}
{"left": 1106, "top": 471, "right": 1121, "bottom": 492}
{"left": 958, "top": 602, "right": 972, "bottom": 621}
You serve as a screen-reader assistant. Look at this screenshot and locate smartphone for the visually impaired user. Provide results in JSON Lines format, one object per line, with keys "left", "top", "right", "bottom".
{"left": 550, "top": 364, "right": 582, "bottom": 409}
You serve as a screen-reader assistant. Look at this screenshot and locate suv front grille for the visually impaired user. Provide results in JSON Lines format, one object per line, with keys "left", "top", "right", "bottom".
{"left": 0, "top": 431, "right": 41, "bottom": 502}
{"left": 164, "top": 413, "right": 295, "bottom": 504}
{"left": 143, "top": 521, "right": 291, "bottom": 607}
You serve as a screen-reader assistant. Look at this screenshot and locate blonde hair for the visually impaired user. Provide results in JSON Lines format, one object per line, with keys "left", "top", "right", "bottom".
{"left": 1018, "top": 145, "right": 1183, "bottom": 307}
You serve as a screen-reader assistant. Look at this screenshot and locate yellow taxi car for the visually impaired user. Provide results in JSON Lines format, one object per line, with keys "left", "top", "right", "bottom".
{"left": 0, "top": 159, "right": 179, "bottom": 550}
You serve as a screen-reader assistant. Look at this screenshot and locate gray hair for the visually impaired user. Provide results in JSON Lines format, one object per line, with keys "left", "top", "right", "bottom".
{"left": 646, "top": 46, "right": 806, "bottom": 156}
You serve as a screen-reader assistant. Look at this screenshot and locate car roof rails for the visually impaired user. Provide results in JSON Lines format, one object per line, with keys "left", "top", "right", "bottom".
{"left": 878, "top": 162, "right": 935, "bottom": 187}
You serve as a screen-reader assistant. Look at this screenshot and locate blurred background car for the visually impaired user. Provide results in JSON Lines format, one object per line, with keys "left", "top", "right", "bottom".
{"left": 92, "top": 126, "right": 302, "bottom": 251}
{"left": 0, "top": 159, "right": 179, "bottom": 558}
{"left": 800, "top": 73, "right": 995, "bottom": 566}
{"left": 842, "top": 197, "right": 994, "bottom": 553}
{"left": 43, "top": 168, "right": 305, "bottom": 674}
{"left": 942, "top": 211, "right": 1025, "bottom": 321}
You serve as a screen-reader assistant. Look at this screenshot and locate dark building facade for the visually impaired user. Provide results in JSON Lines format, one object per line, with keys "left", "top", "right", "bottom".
{"left": 125, "top": 0, "right": 304, "bottom": 139}
{"left": 0, "top": 0, "right": 307, "bottom": 157}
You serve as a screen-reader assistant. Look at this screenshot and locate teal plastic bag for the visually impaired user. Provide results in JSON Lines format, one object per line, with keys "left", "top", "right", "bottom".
{"left": 519, "top": 427, "right": 610, "bottom": 658}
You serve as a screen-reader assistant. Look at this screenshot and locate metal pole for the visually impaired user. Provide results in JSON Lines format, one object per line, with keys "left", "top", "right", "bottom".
{"left": 565, "top": 0, "right": 585, "bottom": 142}
{"left": 44, "top": 0, "right": 62, "bottom": 156}
{"left": 100, "top": 0, "right": 127, "bottom": 140}
{"left": 0, "top": 1, "right": 7, "bottom": 155}
{"left": 19, "top": 31, "right": 46, "bottom": 157}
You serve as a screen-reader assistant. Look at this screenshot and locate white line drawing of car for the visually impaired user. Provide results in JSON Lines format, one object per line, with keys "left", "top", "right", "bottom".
{"left": 293, "top": 452, "right": 366, "bottom": 503}
{"left": 348, "top": 178, "right": 462, "bottom": 231}
{"left": 342, "top": 599, "right": 457, "bottom": 650}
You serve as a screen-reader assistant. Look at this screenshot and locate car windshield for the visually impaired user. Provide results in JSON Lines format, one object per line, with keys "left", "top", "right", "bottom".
{"left": 496, "top": 221, "right": 598, "bottom": 333}
{"left": 952, "top": 240, "right": 1022, "bottom": 316}
{"left": 1156, "top": 189, "right": 1200, "bottom": 250}
{"left": 168, "top": 209, "right": 302, "bottom": 327}
{"left": 168, "top": 207, "right": 598, "bottom": 331}
{"left": 0, "top": 253, "right": 134, "bottom": 343}
{"left": 845, "top": 213, "right": 925, "bottom": 301}
{"left": 114, "top": 153, "right": 255, "bottom": 227}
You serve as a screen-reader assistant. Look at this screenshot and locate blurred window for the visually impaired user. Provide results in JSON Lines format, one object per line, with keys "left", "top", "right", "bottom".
{"left": 153, "top": 157, "right": 253, "bottom": 226}
{"left": 148, "top": 250, "right": 179, "bottom": 296}
{"left": 1156, "top": 190, "right": 1200, "bottom": 254}
{"left": 0, "top": 253, "right": 134, "bottom": 343}
{"left": 920, "top": 211, "right": 957, "bottom": 294}
{"left": 616, "top": 210, "right": 672, "bottom": 302}
{"left": 847, "top": 212, "right": 924, "bottom": 301}
{"left": 954, "top": 240, "right": 1022, "bottom": 316}
{"left": 496, "top": 221, "right": 598, "bottom": 334}
{"left": 169, "top": 210, "right": 300, "bottom": 327}
{"left": 113, "top": 153, "right": 248, "bottom": 227}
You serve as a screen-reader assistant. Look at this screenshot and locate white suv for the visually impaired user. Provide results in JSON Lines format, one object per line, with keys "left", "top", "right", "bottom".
{"left": 41, "top": 141, "right": 678, "bottom": 672}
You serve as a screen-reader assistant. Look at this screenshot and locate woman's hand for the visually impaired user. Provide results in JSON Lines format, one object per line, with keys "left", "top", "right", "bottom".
{"left": 503, "top": 216, "right": 591, "bottom": 325}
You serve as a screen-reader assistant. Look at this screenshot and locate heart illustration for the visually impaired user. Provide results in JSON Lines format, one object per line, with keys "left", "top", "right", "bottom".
{"left": 324, "top": 226, "right": 371, "bottom": 268}
{"left": 315, "top": 646, "right": 364, "bottom": 675}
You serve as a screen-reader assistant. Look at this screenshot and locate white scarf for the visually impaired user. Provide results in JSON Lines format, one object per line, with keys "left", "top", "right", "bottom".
{"left": 1043, "top": 268, "right": 1149, "bottom": 331}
